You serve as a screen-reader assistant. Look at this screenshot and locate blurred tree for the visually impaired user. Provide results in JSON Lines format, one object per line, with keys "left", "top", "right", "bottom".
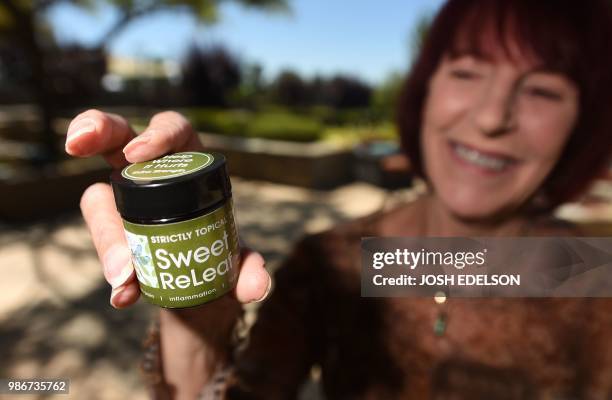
{"left": 307, "top": 75, "right": 325, "bottom": 104}
{"left": 321, "top": 75, "right": 372, "bottom": 109}
{"left": 0, "top": 0, "right": 289, "bottom": 163}
{"left": 233, "top": 62, "right": 265, "bottom": 107}
{"left": 182, "top": 44, "right": 241, "bottom": 106}
{"left": 272, "top": 69, "right": 308, "bottom": 107}
{"left": 371, "top": 71, "right": 403, "bottom": 120}
{"left": 270, "top": 71, "right": 372, "bottom": 110}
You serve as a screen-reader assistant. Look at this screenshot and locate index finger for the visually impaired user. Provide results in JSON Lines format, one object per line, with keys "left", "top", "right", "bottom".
{"left": 65, "top": 109, "right": 137, "bottom": 168}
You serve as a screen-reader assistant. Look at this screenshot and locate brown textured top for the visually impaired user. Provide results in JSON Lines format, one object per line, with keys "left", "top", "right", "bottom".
{"left": 224, "top": 201, "right": 612, "bottom": 400}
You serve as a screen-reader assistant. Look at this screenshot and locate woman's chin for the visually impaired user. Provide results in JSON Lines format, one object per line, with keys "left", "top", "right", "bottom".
{"left": 448, "top": 205, "right": 501, "bottom": 222}
{"left": 438, "top": 191, "right": 513, "bottom": 223}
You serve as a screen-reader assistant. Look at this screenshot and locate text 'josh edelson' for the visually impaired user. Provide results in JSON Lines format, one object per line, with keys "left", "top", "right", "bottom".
{"left": 371, "top": 247, "right": 519, "bottom": 287}
{"left": 360, "top": 237, "right": 612, "bottom": 298}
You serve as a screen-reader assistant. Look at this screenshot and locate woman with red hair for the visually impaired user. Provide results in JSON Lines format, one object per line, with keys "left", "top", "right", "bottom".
{"left": 66, "top": 0, "right": 612, "bottom": 398}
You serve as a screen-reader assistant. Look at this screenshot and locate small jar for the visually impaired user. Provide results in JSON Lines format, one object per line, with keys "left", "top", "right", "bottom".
{"left": 110, "top": 151, "right": 240, "bottom": 308}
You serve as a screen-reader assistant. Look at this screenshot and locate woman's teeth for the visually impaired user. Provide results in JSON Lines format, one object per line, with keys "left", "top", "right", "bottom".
{"left": 452, "top": 143, "right": 512, "bottom": 171}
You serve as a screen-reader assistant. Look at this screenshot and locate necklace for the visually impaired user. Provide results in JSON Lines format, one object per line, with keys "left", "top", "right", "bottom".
{"left": 433, "top": 291, "right": 448, "bottom": 336}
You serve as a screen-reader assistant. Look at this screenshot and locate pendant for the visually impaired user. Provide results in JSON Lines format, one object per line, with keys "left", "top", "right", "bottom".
{"left": 434, "top": 311, "right": 447, "bottom": 336}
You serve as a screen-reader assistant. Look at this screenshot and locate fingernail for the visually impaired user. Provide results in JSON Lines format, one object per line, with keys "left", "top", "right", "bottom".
{"left": 66, "top": 118, "right": 96, "bottom": 145}
{"left": 104, "top": 246, "right": 134, "bottom": 289}
{"left": 254, "top": 276, "right": 273, "bottom": 303}
{"left": 123, "top": 131, "right": 153, "bottom": 155}
{"left": 110, "top": 285, "right": 126, "bottom": 308}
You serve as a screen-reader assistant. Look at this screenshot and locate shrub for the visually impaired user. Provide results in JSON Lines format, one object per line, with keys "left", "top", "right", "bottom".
{"left": 186, "top": 108, "right": 250, "bottom": 136}
{"left": 248, "top": 112, "right": 322, "bottom": 142}
{"left": 185, "top": 108, "right": 322, "bottom": 142}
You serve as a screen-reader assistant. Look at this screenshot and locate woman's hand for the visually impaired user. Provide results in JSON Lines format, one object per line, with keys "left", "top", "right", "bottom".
{"left": 65, "top": 109, "right": 272, "bottom": 308}
{"left": 66, "top": 109, "right": 272, "bottom": 398}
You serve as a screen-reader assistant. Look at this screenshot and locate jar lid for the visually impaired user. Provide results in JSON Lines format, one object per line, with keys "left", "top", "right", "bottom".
{"left": 110, "top": 151, "right": 231, "bottom": 221}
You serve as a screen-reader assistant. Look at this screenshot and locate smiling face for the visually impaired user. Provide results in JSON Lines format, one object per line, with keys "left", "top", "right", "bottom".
{"left": 420, "top": 51, "right": 579, "bottom": 221}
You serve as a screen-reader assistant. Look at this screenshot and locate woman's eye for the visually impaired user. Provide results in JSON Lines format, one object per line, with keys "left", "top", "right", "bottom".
{"left": 449, "top": 69, "right": 481, "bottom": 80}
{"left": 524, "top": 86, "right": 563, "bottom": 101}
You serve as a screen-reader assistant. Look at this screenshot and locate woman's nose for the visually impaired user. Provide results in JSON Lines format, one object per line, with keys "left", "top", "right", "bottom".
{"left": 472, "top": 83, "right": 518, "bottom": 137}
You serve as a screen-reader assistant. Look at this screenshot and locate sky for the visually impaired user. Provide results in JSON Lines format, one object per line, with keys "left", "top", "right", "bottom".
{"left": 46, "top": 0, "right": 445, "bottom": 85}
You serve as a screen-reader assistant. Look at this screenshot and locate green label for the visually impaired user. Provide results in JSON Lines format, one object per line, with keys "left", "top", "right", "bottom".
{"left": 123, "top": 201, "right": 239, "bottom": 308}
{"left": 121, "top": 152, "right": 214, "bottom": 181}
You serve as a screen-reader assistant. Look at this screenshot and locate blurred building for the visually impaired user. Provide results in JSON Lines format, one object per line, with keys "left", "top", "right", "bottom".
{"left": 102, "top": 56, "right": 184, "bottom": 106}
{"left": 104, "top": 56, "right": 181, "bottom": 89}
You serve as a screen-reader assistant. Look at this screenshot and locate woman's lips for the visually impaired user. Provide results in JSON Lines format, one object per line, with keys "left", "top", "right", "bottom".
{"left": 448, "top": 140, "right": 519, "bottom": 175}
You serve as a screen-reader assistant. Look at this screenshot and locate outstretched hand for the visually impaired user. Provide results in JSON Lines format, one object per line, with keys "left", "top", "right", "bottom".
{"left": 65, "top": 110, "right": 271, "bottom": 308}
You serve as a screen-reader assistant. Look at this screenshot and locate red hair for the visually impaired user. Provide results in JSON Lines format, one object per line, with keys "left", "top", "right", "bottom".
{"left": 397, "top": 0, "right": 612, "bottom": 213}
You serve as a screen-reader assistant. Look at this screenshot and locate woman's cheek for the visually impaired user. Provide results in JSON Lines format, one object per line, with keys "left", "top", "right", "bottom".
{"left": 519, "top": 110, "right": 574, "bottom": 164}
{"left": 427, "top": 81, "right": 476, "bottom": 126}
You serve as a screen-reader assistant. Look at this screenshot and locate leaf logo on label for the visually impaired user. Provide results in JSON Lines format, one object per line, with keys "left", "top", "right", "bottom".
{"left": 125, "top": 231, "right": 159, "bottom": 288}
